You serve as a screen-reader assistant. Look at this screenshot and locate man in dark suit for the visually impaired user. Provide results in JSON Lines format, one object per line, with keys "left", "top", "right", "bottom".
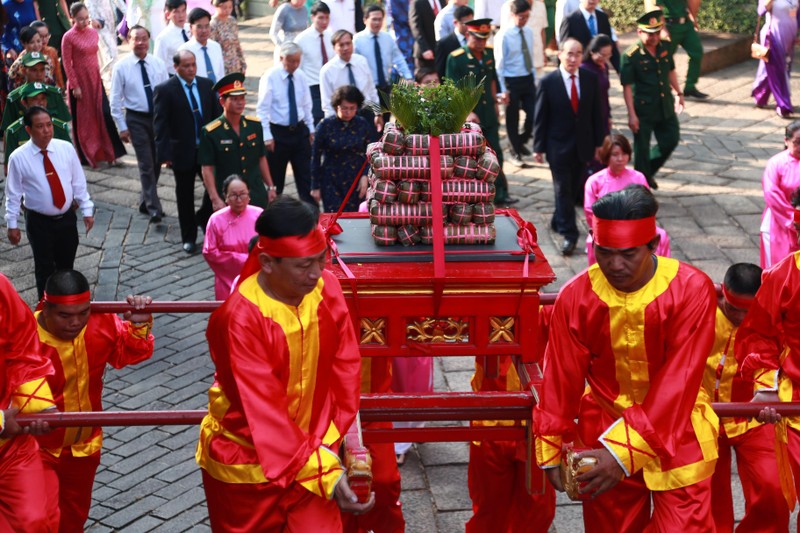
{"left": 154, "top": 50, "right": 221, "bottom": 253}
{"left": 435, "top": 4, "right": 473, "bottom": 79}
{"left": 410, "top": 0, "right": 446, "bottom": 70}
{"left": 558, "top": 0, "right": 620, "bottom": 73}
{"left": 533, "top": 37, "right": 604, "bottom": 256}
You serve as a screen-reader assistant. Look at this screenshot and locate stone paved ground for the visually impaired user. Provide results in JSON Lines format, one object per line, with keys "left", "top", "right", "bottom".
{"left": 0, "top": 15, "right": 797, "bottom": 532}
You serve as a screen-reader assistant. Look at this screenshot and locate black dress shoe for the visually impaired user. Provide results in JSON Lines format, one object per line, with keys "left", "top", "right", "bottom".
{"left": 150, "top": 214, "right": 162, "bottom": 223}
{"left": 560, "top": 238, "right": 577, "bottom": 256}
{"left": 646, "top": 177, "right": 658, "bottom": 190}
{"left": 518, "top": 145, "right": 532, "bottom": 156}
{"left": 683, "top": 87, "right": 708, "bottom": 99}
{"left": 183, "top": 242, "right": 197, "bottom": 254}
{"left": 504, "top": 196, "right": 519, "bottom": 205}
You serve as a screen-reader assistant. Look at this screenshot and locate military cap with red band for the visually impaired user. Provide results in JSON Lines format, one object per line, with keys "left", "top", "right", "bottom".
{"left": 213, "top": 72, "right": 247, "bottom": 97}
{"left": 465, "top": 18, "right": 493, "bottom": 39}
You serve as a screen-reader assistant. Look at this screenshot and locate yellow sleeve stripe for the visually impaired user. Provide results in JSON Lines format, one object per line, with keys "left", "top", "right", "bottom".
{"left": 295, "top": 446, "right": 344, "bottom": 499}
{"left": 753, "top": 368, "right": 779, "bottom": 392}
{"left": 535, "top": 434, "right": 562, "bottom": 468}
{"left": 12, "top": 378, "right": 56, "bottom": 413}
{"left": 599, "top": 418, "right": 657, "bottom": 476}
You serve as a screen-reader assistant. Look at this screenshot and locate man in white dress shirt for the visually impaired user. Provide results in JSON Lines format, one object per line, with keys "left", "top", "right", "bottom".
{"left": 474, "top": 0, "right": 506, "bottom": 26}
{"left": 295, "top": 1, "right": 334, "bottom": 125}
{"left": 154, "top": 0, "right": 190, "bottom": 76}
{"left": 5, "top": 106, "right": 94, "bottom": 299}
{"left": 434, "top": 0, "right": 469, "bottom": 40}
{"left": 354, "top": 3, "right": 412, "bottom": 121}
{"left": 319, "top": 29, "right": 382, "bottom": 138}
{"left": 327, "top": 0, "right": 357, "bottom": 34}
{"left": 257, "top": 42, "right": 315, "bottom": 205}
{"left": 110, "top": 25, "right": 169, "bottom": 222}
{"left": 177, "top": 8, "right": 224, "bottom": 83}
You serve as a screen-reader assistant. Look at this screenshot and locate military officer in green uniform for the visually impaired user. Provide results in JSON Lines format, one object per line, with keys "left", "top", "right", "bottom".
{"left": 654, "top": 0, "right": 707, "bottom": 99}
{"left": 446, "top": 18, "right": 517, "bottom": 206}
{"left": 198, "top": 73, "right": 277, "bottom": 228}
{"left": 4, "top": 83, "right": 71, "bottom": 170}
{"left": 620, "top": 10, "right": 685, "bottom": 189}
{"left": 1, "top": 52, "right": 71, "bottom": 135}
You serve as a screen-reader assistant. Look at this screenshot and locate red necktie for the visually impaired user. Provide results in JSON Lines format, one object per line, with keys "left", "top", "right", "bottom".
{"left": 320, "top": 33, "right": 328, "bottom": 64}
{"left": 432, "top": 0, "right": 439, "bottom": 16}
{"left": 570, "top": 74, "right": 579, "bottom": 114}
{"left": 42, "top": 149, "right": 66, "bottom": 209}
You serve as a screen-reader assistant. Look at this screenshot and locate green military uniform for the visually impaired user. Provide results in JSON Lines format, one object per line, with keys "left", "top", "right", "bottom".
{"left": 656, "top": 0, "right": 704, "bottom": 94}
{"left": 621, "top": 39, "right": 680, "bottom": 185}
{"left": 199, "top": 114, "right": 270, "bottom": 209}
{"left": 4, "top": 117, "right": 71, "bottom": 166}
{"left": 446, "top": 30, "right": 510, "bottom": 203}
{"left": 1, "top": 83, "right": 71, "bottom": 135}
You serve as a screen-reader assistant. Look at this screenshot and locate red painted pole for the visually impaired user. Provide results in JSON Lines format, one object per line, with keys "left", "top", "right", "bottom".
{"left": 16, "top": 400, "right": 793, "bottom": 428}
{"left": 91, "top": 284, "right": 723, "bottom": 313}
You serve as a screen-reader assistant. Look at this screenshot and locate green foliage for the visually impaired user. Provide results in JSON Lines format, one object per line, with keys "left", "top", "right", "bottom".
{"left": 380, "top": 74, "right": 484, "bottom": 136}
{"left": 600, "top": 0, "right": 757, "bottom": 35}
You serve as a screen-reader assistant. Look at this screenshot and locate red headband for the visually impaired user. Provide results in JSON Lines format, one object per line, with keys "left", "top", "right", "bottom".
{"left": 794, "top": 209, "right": 800, "bottom": 224}
{"left": 236, "top": 227, "right": 328, "bottom": 288}
{"left": 260, "top": 227, "right": 327, "bottom": 258}
{"left": 43, "top": 291, "right": 90, "bottom": 305}
{"left": 722, "top": 285, "right": 754, "bottom": 310}
{"left": 592, "top": 216, "right": 657, "bottom": 249}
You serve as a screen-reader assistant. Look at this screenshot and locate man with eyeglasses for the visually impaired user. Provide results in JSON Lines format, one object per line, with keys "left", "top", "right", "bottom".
{"left": 154, "top": 50, "right": 221, "bottom": 254}
{"left": 257, "top": 42, "right": 315, "bottom": 206}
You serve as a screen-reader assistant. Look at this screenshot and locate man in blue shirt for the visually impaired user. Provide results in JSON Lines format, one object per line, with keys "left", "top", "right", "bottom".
{"left": 354, "top": 4, "right": 412, "bottom": 120}
{"left": 495, "top": 0, "right": 536, "bottom": 167}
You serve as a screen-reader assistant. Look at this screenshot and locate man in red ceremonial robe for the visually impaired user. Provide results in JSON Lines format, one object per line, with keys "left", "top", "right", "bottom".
{"left": 534, "top": 184, "right": 719, "bottom": 532}
{"left": 703, "top": 263, "right": 791, "bottom": 533}
{"left": 466, "top": 307, "right": 556, "bottom": 533}
{"left": 736, "top": 248, "right": 800, "bottom": 531}
{"left": 197, "top": 196, "right": 374, "bottom": 531}
{"left": 0, "top": 272, "right": 59, "bottom": 532}
{"left": 341, "top": 358, "right": 405, "bottom": 533}
{"left": 33, "top": 270, "right": 155, "bottom": 532}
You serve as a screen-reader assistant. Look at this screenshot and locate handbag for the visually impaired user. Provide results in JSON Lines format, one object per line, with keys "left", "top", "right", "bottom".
{"left": 751, "top": 15, "right": 770, "bottom": 62}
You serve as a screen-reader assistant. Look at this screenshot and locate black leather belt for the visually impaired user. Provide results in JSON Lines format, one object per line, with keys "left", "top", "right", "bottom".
{"left": 665, "top": 16, "right": 687, "bottom": 24}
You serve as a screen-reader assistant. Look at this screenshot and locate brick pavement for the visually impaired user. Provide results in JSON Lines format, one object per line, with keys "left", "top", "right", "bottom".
{"left": 0, "top": 16, "right": 797, "bottom": 531}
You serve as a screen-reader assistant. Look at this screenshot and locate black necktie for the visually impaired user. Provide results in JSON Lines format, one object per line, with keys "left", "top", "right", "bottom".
{"left": 373, "top": 34, "right": 386, "bottom": 87}
{"left": 139, "top": 59, "right": 153, "bottom": 113}
{"left": 288, "top": 73, "right": 298, "bottom": 127}
{"left": 346, "top": 63, "right": 356, "bottom": 86}
{"left": 181, "top": 28, "right": 188, "bottom": 42}
{"left": 186, "top": 82, "right": 203, "bottom": 141}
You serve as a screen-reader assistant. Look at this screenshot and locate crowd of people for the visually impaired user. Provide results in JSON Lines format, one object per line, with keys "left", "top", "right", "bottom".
{"left": 3, "top": 0, "right": 800, "bottom": 531}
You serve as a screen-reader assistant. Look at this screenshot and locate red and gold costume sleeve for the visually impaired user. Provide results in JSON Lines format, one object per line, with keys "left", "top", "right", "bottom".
{"left": 736, "top": 253, "right": 800, "bottom": 395}
{"left": 34, "top": 312, "right": 154, "bottom": 455}
{"left": 197, "top": 271, "right": 361, "bottom": 499}
{"left": 534, "top": 258, "right": 718, "bottom": 489}
{"left": 0, "top": 274, "right": 55, "bottom": 441}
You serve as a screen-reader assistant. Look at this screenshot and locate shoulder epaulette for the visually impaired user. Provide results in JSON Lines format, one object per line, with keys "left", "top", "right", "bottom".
{"left": 53, "top": 117, "right": 68, "bottom": 127}
{"left": 205, "top": 119, "right": 222, "bottom": 132}
{"left": 245, "top": 115, "right": 260, "bottom": 122}
{"left": 625, "top": 45, "right": 638, "bottom": 57}
{"left": 6, "top": 118, "right": 24, "bottom": 133}
{"left": 451, "top": 48, "right": 466, "bottom": 57}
